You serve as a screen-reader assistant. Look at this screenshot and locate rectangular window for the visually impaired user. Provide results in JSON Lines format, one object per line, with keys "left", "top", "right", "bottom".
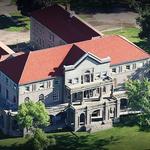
{"left": 32, "top": 84, "right": 36, "bottom": 91}
{"left": 112, "top": 68, "right": 117, "bottom": 73}
{"left": 101, "top": 71, "right": 107, "bottom": 79}
{"left": 119, "top": 66, "right": 122, "bottom": 73}
{"left": 6, "top": 89, "right": 9, "bottom": 99}
{"left": 47, "top": 81, "right": 51, "bottom": 88}
{"left": 6, "top": 78, "right": 8, "bottom": 85}
{"left": 39, "top": 82, "right": 44, "bottom": 90}
{"left": 25, "top": 86, "right": 30, "bottom": 92}
{"left": 68, "top": 79, "right": 72, "bottom": 84}
{"left": 132, "top": 64, "right": 136, "bottom": 69}
{"left": 126, "top": 65, "right": 130, "bottom": 70}
{"left": 53, "top": 90, "right": 59, "bottom": 102}
{"left": 74, "top": 78, "right": 79, "bottom": 84}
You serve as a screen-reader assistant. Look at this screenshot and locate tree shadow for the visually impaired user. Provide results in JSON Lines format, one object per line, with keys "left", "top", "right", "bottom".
{"left": 0, "top": 14, "right": 28, "bottom": 30}
{"left": 50, "top": 133, "right": 120, "bottom": 150}
{"left": 71, "top": 1, "right": 133, "bottom": 14}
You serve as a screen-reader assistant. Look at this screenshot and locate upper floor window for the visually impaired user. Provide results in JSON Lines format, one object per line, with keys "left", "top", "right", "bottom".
{"left": 68, "top": 79, "right": 72, "bottom": 84}
{"left": 53, "top": 90, "right": 59, "bottom": 102}
{"left": 101, "top": 71, "right": 107, "bottom": 79}
{"left": 25, "top": 86, "right": 30, "bottom": 92}
{"left": 95, "top": 73, "right": 101, "bottom": 80}
{"left": 112, "top": 68, "right": 117, "bottom": 73}
{"left": 47, "top": 81, "right": 51, "bottom": 88}
{"left": 6, "top": 89, "right": 9, "bottom": 99}
{"left": 6, "top": 78, "right": 8, "bottom": 85}
{"left": 132, "top": 64, "right": 136, "bottom": 69}
{"left": 39, "top": 82, "right": 44, "bottom": 90}
{"left": 55, "top": 80, "right": 59, "bottom": 85}
{"left": 126, "top": 65, "right": 131, "bottom": 70}
{"left": 83, "top": 70, "right": 93, "bottom": 83}
{"left": 119, "top": 66, "right": 122, "bottom": 73}
{"left": 74, "top": 78, "right": 79, "bottom": 84}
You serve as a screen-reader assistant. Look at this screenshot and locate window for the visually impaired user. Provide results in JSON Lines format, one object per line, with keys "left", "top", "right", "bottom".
{"left": 39, "top": 82, "right": 44, "bottom": 90}
{"left": 13, "top": 96, "right": 16, "bottom": 103}
{"left": 6, "top": 89, "right": 9, "bottom": 99}
{"left": 49, "top": 34, "right": 54, "bottom": 41}
{"left": 112, "top": 68, "right": 116, "bottom": 73}
{"left": 74, "top": 78, "right": 79, "bottom": 84}
{"left": 39, "top": 94, "right": 44, "bottom": 101}
{"left": 24, "top": 97, "right": 30, "bottom": 103}
{"left": 32, "top": 84, "right": 36, "bottom": 91}
{"left": 119, "top": 66, "right": 122, "bottom": 73}
{"left": 47, "top": 81, "right": 51, "bottom": 88}
{"left": 103, "top": 86, "right": 106, "bottom": 93}
{"left": 0, "top": 84, "right": 1, "bottom": 93}
{"left": 25, "top": 86, "right": 30, "bottom": 92}
{"left": 95, "top": 73, "right": 101, "bottom": 80}
{"left": 6, "top": 78, "right": 8, "bottom": 85}
{"left": 132, "top": 64, "right": 136, "bottom": 69}
{"left": 55, "top": 80, "right": 59, "bottom": 85}
{"left": 53, "top": 90, "right": 59, "bottom": 102}
{"left": 101, "top": 71, "right": 107, "bottom": 79}
{"left": 68, "top": 79, "right": 72, "bottom": 84}
{"left": 126, "top": 65, "right": 130, "bottom": 70}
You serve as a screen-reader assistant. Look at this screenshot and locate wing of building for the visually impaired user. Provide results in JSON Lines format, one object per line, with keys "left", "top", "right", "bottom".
{"left": 30, "top": 5, "right": 102, "bottom": 49}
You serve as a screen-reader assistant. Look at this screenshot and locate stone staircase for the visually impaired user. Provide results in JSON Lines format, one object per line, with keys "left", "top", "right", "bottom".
{"left": 85, "top": 121, "right": 113, "bottom": 133}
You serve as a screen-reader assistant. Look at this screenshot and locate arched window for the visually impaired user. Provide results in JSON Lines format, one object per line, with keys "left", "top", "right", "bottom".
{"left": 80, "top": 113, "right": 85, "bottom": 125}
{"left": 39, "top": 94, "right": 44, "bottom": 101}
{"left": 24, "top": 97, "right": 30, "bottom": 103}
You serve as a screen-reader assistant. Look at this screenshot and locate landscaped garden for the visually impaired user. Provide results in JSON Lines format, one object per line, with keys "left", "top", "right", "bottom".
{"left": 0, "top": 126, "right": 150, "bottom": 150}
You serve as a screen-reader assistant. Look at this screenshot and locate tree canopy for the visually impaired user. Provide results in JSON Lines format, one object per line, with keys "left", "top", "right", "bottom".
{"left": 125, "top": 79, "right": 150, "bottom": 129}
{"left": 16, "top": 100, "right": 49, "bottom": 131}
{"left": 131, "top": 0, "right": 150, "bottom": 40}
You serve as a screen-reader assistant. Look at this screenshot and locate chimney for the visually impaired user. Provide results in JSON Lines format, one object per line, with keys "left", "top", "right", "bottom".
{"left": 65, "top": 3, "right": 70, "bottom": 11}
{"left": 70, "top": 11, "right": 75, "bottom": 18}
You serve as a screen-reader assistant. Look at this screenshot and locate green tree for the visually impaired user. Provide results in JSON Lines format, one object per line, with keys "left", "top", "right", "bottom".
{"left": 130, "top": 0, "right": 150, "bottom": 40}
{"left": 27, "top": 128, "right": 56, "bottom": 150}
{"left": 125, "top": 79, "right": 150, "bottom": 129}
{"left": 16, "top": 100, "right": 49, "bottom": 132}
{"left": 16, "top": 0, "right": 70, "bottom": 16}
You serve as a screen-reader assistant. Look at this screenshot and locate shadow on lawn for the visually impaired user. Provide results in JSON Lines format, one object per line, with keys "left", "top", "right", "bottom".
{"left": 0, "top": 14, "right": 28, "bottom": 30}
{"left": 0, "top": 133, "right": 120, "bottom": 150}
{"left": 51, "top": 133, "right": 120, "bottom": 150}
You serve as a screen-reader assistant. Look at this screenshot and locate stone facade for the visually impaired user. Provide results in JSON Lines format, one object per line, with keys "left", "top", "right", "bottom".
{"left": 0, "top": 51, "right": 149, "bottom": 135}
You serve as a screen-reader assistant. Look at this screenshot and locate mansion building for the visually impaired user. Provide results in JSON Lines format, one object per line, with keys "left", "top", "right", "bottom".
{"left": 0, "top": 5, "right": 149, "bottom": 136}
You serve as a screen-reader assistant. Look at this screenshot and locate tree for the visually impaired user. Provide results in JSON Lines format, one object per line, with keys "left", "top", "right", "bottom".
{"left": 125, "top": 78, "right": 150, "bottom": 129}
{"left": 16, "top": 0, "right": 70, "bottom": 16}
{"left": 16, "top": 100, "right": 49, "bottom": 132}
{"left": 130, "top": 0, "right": 150, "bottom": 40}
{"left": 27, "top": 128, "right": 56, "bottom": 150}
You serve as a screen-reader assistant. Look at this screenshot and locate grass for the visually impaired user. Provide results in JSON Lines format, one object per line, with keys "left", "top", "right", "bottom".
{"left": 7, "top": 11, "right": 30, "bottom": 32}
{"left": 102, "top": 27, "right": 150, "bottom": 53}
{"left": 0, "top": 11, "right": 30, "bottom": 32}
{"left": 0, "top": 126, "right": 150, "bottom": 150}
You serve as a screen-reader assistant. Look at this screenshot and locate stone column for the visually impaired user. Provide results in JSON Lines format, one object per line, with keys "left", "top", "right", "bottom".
{"left": 80, "top": 91, "right": 84, "bottom": 105}
{"left": 116, "top": 99, "right": 120, "bottom": 118}
{"left": 99, "top": 87, "right": 103, "bottom": 101}
{"left": 110, "top": 85, "right": 114, "bottom": 97}
{"left": 74, "top": 111, "right": 79, "bottom": 131}
{"left": 104, "top": 102, "right": 108, "bottom": 123}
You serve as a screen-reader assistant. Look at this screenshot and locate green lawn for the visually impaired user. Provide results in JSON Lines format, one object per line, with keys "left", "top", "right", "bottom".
{"left": 0, "top": 126, "right": 150, "bottom": 150}
{"left": 102, "top": 27, "right": 150, "bottom": 53}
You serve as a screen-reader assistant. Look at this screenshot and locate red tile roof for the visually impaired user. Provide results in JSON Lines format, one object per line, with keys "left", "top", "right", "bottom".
{"left": 0, "top": 35, "right": 149, "bottom": 84}
{"left": 31, "top": 5, "right": 101, "bottom": 43}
